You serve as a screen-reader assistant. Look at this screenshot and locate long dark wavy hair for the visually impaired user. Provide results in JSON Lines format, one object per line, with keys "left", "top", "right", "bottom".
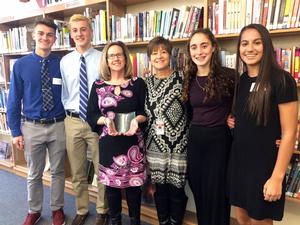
{"left": 182, "top": 28, "right": 234, "bottom": 102}
{"left": 234, "top": 24, "right": 282, "bottom": 126}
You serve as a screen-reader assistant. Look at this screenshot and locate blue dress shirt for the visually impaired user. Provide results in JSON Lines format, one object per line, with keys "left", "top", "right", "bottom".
{"left": 7, "top": 51, "right": 65, "bottom": 137}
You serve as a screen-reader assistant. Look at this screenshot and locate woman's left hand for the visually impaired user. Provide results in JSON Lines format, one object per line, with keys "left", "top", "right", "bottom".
{"left": 124, "top": 118, "right": 139, "bottom": 136}
{"left": 263, "top": 177, "right": 282, "bottom": 202}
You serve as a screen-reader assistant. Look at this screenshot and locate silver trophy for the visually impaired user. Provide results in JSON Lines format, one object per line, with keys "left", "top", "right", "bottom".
{"left": 114, "top": 112, "right": 136, "bottom": 133}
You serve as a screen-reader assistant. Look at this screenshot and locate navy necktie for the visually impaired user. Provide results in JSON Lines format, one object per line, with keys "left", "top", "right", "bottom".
{"left": 41, "top": 59, "right": 54, "bottom": 112}
{"left": 79, "top": 55, "right": 88, "bottom": 121}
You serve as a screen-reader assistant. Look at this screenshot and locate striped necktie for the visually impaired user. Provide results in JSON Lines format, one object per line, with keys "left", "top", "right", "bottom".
{"left": 79, "top": 55, "right": 88, "bottom": 121}
{"left": 41, "top": 59, "right": 54, "bottom": 111}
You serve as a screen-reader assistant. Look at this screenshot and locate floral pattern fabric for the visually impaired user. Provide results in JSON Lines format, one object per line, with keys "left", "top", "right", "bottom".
{"left": 87, "top": 77, "right": 147, "bottom": 188}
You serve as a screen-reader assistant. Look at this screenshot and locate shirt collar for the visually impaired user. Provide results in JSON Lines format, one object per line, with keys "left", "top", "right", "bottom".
{"left": 75, "top": 46, "right": 94, "bottom": 59}
{"left": 32, "top": 50, "right": 55, "bottom": 62}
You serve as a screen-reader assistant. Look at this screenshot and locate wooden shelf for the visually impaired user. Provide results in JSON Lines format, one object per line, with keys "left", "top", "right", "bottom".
{"left": 112, "top": 0, "right": 154, "bottom": 6}
{"left": 0, "top": 130, "right": 11, "bottom": 136}
{"left": 0, "top": 159, "right": 13, "bottom": 168}
{"left": 0, "top": 10, "right": 43, "bottom": 24}
{"left": 122, "top": 38, "right": 189, "bottom": 47}
{"left": 45, "top": 0, "right": 106, "bottom": 18}
{"left": 214, "top": 27, "right": 300, "bottom": 40}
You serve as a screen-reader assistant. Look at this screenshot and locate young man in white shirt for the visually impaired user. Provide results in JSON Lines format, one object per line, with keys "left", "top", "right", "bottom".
{"left": 60, "top": 14, "right": 108, "bottom": 225}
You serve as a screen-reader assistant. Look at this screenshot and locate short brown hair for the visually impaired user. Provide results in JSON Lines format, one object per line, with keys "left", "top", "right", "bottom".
{"left": 100, "top": 41, "right": 133, "bottom": 81}
{"left": 147, "top": 36, "right": 172, "bottom": 57}
{"left": 34, "top": 18, "right": 57, "bottom": 32}
{"left": 69, "top": 14, "right": 92, "bottom": 29}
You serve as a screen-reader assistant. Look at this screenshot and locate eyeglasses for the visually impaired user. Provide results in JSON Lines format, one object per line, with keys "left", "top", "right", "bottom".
{"left": 107, "top": 53, "right": 124, "bottom": 60}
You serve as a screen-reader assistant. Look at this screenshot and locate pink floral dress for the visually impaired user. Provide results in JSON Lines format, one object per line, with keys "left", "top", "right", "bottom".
{"left": 87, "top": 77, "right": 147, "bottom": 188}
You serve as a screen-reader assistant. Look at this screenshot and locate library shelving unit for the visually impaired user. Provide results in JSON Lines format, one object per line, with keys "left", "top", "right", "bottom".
{"left": 0, "top": 0, "right": 201, "bottom": 224}
{"left": 1, "top": 0, "right": 300, "bottom": 224}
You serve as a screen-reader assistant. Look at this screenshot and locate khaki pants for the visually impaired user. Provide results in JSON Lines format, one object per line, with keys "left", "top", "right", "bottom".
{"left": 22, "top": 121, "right": 66, "bottom": 213}
{"left": 65, "top": 116, "right": 107, "bottom": 214}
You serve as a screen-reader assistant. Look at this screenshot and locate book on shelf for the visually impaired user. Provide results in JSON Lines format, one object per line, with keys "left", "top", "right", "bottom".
{"left": 9, "top": 58, "right": 18, "bottom": 79}
{"left": 0, "top": 112, "right": 9, "bottom": 132}
{"left": 286, "top": 154, "right": 300, "bottom": 197}
{"left": 0, "top": 141, "right": 10, "bottom": 160}
{"left": 0, "top": 87, "right": 8, "bottom": 110}
{"left": 0, "top": 57, "right": 4, "bottom": 83}
{"left": 53, "top": 19, "right": 71, "bottom": 49}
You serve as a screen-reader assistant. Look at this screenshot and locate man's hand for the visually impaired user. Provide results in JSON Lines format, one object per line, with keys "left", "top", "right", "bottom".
{"left": 13, "top": 136, "right": 24, "bottom": 150}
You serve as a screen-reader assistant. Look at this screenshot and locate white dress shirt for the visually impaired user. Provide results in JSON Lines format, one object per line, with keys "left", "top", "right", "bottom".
{"left": 60, "top": 47, "right": 102, "bottom": 112}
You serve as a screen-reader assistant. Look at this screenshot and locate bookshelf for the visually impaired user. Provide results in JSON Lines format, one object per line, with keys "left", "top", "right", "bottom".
{"left": 0, "top": 0, "right": 300, "bottom": 224}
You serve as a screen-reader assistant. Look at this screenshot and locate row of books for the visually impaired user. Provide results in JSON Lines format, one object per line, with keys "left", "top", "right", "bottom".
{"left": 286, "top": 154, "right": 300, "bottom": 199}
{"left": 275, "top": 46, "right": 300, "bottom": 82}
{"left": 0, "top": 9, "right": 108, "bottom": 53}
{"left": 217, "top": 46, "right": 300, "bottom": 82}
{"left": 0, "top": 26, "right": 33, "bottom": 53}
{"left": 129, "top": 48, "right": 187, "bottom": 78}
{"left": 208, "top": 0, "right": 300, "bottom": 35}
{"left": 111, "top": 5, "right": 203, "bottom": 42}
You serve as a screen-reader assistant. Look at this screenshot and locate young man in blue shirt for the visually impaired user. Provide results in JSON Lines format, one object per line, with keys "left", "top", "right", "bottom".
{"left": 60, "top": 14, "right": 108, "bottom": 225}
{"left": 7, "top": 19, "right": 66, "bottom": 225}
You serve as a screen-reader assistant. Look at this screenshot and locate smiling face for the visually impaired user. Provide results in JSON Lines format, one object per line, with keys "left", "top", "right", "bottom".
{"left": 107, "top": 45, "right": 126, "bottom": 73}
{"left": 189, "top": 32, "right": 215, "bottom": 73}
{"left": 32, "top": 24, "right": 56, "bottom": 54}
{"left": 150, "top": 45, "right": 170, "bottom": 72}
{"left": 239, "top": 28, "right": 263, "bottom": 75}
{"left": 70, "top": 19, "right": 93, "bottom": 51}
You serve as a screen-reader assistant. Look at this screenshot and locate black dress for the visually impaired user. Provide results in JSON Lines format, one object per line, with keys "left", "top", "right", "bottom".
{"left": 228, "top": 71, "right": 298, "bottom": 221}
{"left": 87, "top": 77, "right": 147, "bottom": 188}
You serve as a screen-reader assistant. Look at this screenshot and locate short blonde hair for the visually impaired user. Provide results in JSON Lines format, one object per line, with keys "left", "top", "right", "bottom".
{"left": 100, "top": 41, "right": 133, "bottom": 81}
{"left": 69, "top": 14, "right": 92, "bottom": 29}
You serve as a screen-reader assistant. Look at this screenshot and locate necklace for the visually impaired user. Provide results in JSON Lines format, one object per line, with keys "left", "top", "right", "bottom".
{"left": 195, "top": 76, "right": 206, "bottom": 91}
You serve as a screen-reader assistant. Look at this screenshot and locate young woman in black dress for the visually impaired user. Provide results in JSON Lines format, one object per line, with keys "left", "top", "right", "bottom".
{"left": 182, "top": 28, "right": 235, "bottom": 225}
{"left": 228, "top": 24, "right": 298, "bottom": 225}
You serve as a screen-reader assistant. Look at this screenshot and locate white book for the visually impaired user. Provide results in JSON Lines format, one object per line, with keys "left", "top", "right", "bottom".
{"left": 272, "top": 0, "right": 282, "bottom": 29}
{"left": 266, "top": 0, "right": 274, "bottom": 29}
{"left": 245, "top": 0, "right": 253, "bottom": 25}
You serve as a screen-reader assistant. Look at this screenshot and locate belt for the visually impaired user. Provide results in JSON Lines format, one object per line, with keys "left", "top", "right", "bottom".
{"left": 23, "top": 117, "right": 65, "bottom": 124}
{"left": 66, "top": 110, "right": 80, "bottom": 118}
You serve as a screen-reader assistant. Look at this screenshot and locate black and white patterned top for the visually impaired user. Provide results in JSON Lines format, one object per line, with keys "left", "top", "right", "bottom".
{"left": 145, "top": 70, "right": 188, "bottom": 188}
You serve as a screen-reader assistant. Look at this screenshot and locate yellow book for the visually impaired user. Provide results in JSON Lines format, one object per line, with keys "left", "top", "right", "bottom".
{"left": 100, "top": 10, "right": 107, "bottom": 43}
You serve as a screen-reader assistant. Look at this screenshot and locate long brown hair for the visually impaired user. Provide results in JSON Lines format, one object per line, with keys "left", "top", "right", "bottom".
{"left": 234, "top": 24, "right": 282, "bottom": 126}
{"left": 182, "top": 28, "right": 234, "bottom": 102}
